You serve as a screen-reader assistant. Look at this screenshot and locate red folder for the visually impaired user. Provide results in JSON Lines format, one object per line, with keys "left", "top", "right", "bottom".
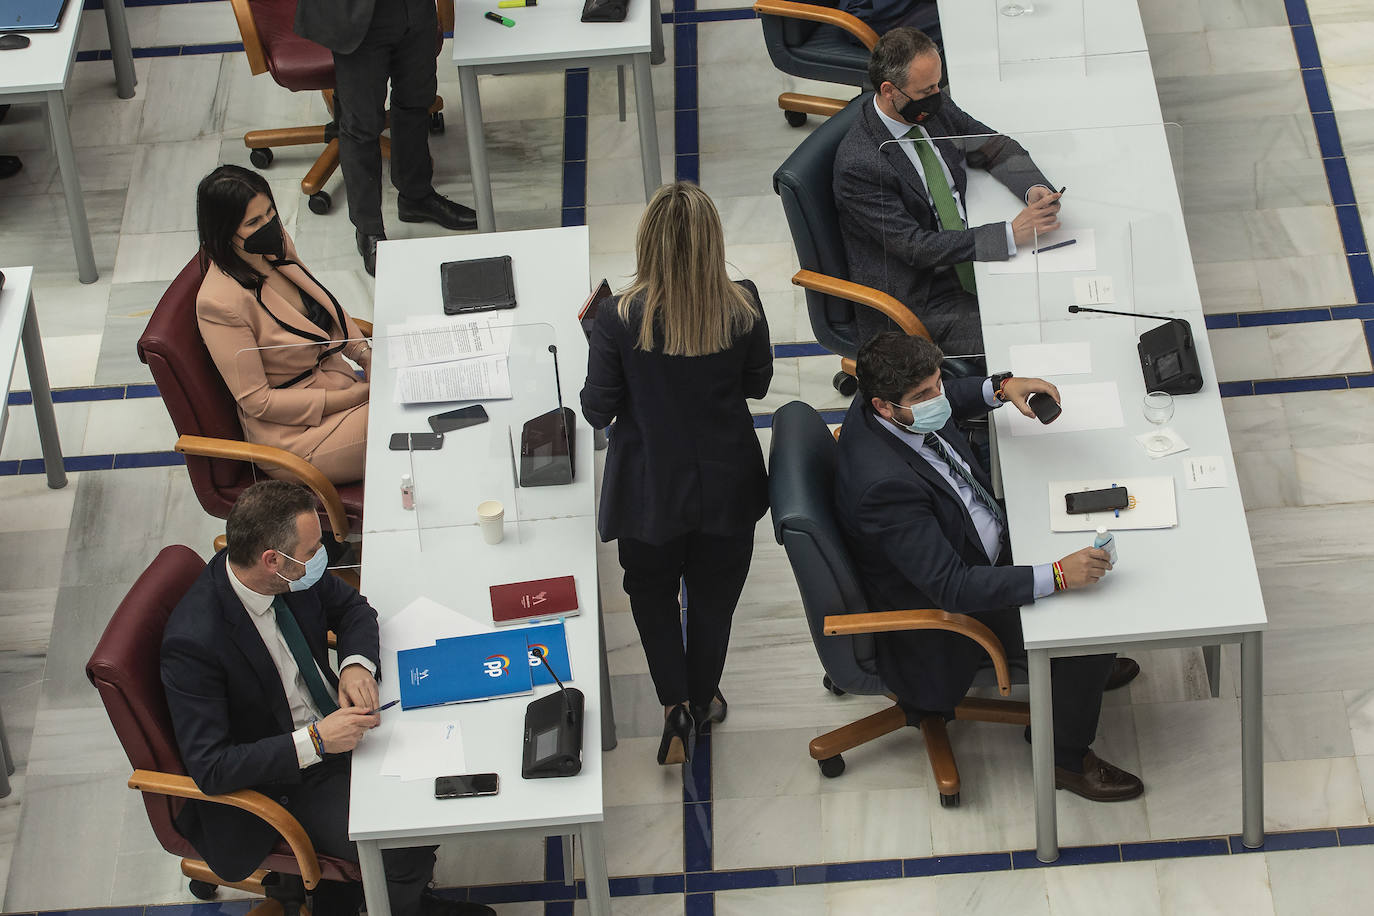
{"left": 490, "top": 575, "right": 580, "bottom": 625}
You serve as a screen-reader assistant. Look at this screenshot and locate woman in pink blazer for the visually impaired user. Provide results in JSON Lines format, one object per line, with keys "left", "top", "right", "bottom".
{"left": 195, "top": 166, "right": 372, "bottom": 485}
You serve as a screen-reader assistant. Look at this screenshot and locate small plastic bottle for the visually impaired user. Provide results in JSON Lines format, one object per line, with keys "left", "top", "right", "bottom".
{"left": 1093, "top": 527, "right": 1117, "bottom": 565}
{"left": 401, "top": 474, "right": 415, "bottom": 511}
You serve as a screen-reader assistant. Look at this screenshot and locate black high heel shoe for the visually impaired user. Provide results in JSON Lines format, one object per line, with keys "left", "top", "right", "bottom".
{"left": 657, "top": 704, "right": 695, "bottom": 765}
{"left": 690, "top": 692, "right": 728, "bottom": 734}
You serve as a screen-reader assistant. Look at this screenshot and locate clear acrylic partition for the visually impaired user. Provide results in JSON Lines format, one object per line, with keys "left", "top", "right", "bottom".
{"left": 991, "top": 0, "right": 1148, "bottom": 74}
{"left": 875, "top": 120, "right": 1193, "bottom": 350}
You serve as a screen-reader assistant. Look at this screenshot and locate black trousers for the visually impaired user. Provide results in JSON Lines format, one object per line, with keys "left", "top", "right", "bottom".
{"left": 290, "top": 755, "right": 437, "bottom": 916}
{"left": 617, "top": 530, "right": 755, "bottom": 708}
{"left": 331, "top": 0, "right": 438, "bottom": 235}
{"left": 856, "top": 269, "right": 984, "bottom": 357}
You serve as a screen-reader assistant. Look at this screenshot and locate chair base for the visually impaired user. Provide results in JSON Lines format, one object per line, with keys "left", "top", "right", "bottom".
{"left": 809, "top": 698, "right": 1030, "bottom": 805}
{"left": 182, "top": 859, "right": 312, "bottom": 916}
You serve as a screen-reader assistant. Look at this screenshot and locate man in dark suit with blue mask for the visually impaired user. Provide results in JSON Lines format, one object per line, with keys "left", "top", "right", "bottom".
{"left": 161, "top": 480, "right": 495, "bottom": 915}
{"left": 833, "top": 332, "right": 1144, "bottom": 802}
{"left": 833, "top": 28, "right": 1064, "bottom": 354}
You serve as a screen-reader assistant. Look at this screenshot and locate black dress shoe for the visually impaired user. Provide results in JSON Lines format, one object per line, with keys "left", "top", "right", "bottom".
{"left": 420, "top": 891, "right": 495, "bottom": 916}
{"left": 356, "top": 229, "right": 385, "bottom": 276}
{"left": 690, "top": 692, "right": 727, "bottom": 734}
{"left": 1105, "top": 657, "right": 1141, "bottom": 691}
{"left": 398, "top": 192, "right": 478, "bottom": 231}
{"left": 0, "top": 155, "right": 21, "bottom": 181}
{"left": 1055, "top": 750, "right": 1144, "bottom": 802}
{"left": 657, "top": 704, "right": 694, "bottom": 766}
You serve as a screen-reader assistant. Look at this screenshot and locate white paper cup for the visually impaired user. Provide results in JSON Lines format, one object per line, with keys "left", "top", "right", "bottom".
{"left": 477, "top": 499, "right": 505, "bottom": 544}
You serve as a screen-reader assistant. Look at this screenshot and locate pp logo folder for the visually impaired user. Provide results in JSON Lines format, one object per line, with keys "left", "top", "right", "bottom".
{"left": 396, "top": 630, "right": 533, "bottom": 710}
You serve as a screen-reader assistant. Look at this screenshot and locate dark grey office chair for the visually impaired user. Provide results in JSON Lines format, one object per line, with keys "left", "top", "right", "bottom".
{"left": 767, "top": 399, "right": 1029, "bottom": 807}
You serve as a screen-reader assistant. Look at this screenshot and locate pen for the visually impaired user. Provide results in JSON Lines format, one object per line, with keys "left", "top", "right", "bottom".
{"left": 373, "top": 699, "right": 399, "bottom": 714}
{"left": 1033, "top": 238, "right": 1077, "bottom": 255}
{"left": 484, "top": 10, "right": 516, "bottom": 25}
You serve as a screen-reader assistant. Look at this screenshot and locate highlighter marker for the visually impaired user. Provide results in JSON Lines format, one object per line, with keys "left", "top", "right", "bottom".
{"left": 485, "top": 10, "right": 516, "bottom": 25}
{"left": 499, "top": 0, "right": 536, "bottom": 7}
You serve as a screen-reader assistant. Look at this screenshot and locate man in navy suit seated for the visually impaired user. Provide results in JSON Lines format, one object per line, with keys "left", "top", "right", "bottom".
{"left": 833, "top": 332, "right": 1144, "bottom": 801}
{"left": 161, "top": 480, "right": 495, "bottom": 915}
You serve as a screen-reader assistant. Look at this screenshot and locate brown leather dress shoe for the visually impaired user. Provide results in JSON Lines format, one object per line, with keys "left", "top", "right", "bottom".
{"left": 1105, "top": 657, "right": 1141, "bottom": 691}
{"left": 1055, "top": 750, "right": 1144, "bottom": 802}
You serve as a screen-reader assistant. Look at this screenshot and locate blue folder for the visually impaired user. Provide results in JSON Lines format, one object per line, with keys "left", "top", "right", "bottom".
{"left": 1, "top": 0, "right": 71, "bottom": 33}
{"left": 439, "top": 620, "right": 572, "bottom": 689}
{"left": 396, "top": 630, "right": 533, "bottom": 710}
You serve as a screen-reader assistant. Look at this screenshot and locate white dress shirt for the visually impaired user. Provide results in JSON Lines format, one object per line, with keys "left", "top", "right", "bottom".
{"left": 226, "top": 563, "right": 375, "bottom": 768}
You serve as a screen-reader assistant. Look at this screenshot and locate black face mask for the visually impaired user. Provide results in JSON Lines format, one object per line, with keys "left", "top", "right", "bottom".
{"left": 895, "top": 87, "right": 944, "bottom": 125}
{"left": 240, "top": 214, "right": 286, "bottom": 260}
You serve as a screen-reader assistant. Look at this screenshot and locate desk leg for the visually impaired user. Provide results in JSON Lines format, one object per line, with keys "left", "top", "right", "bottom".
{"left": 46, "top": 90, "right": 98, "bottom": 284}
{"left": 1030, "top": 648, "right": 1058, "bottom": 863}
{"left": 631, "top": 53, "right": 661, "bottom": 202}
{"left": 103, "top": 0, "right": 138, "bottom": 99}
{"left": 21, "top": 296, "right": 66, "bottom": 489}
{"left": 598, "top": 582, "right": 618, "bottom": 751}
{"left": 579, "top": 821, "right": 611, "bottom": 916}
{"left": 561, "top": 834, "right": 575, "bottom": 886}
{"left": 1241, "top": 630, "right": 1264, "bottom": 849}
{"left": 357, "top": 840, "right": 392, "bottom": 916}
{"left": 1203, "top": 644, "right": 1221, "bottom": 698}
{"left": 458, "top": 66, "right": 495, "bottom": 233}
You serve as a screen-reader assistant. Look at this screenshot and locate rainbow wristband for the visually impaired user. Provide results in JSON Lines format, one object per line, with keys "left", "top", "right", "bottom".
{"left": 307, "top": 723, "right": 324, "bottom": 756}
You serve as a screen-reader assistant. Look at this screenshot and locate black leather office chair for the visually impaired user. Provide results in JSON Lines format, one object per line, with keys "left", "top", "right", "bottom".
{"left": 767, "top": 399, "right": 1028, "bottom": 807}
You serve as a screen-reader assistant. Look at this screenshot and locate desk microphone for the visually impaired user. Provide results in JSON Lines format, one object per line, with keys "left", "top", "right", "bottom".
{"left": 521, "top": 647, "right": 585, "bottom": 779}
{"left": 530, "top": 646, "right": 576, "bottom": 724}
{"left": 1066, "top": 306, "right": 1203, "bottom": 395}
{"left": 518, "top": 343, "right": 577, "bottom": 486}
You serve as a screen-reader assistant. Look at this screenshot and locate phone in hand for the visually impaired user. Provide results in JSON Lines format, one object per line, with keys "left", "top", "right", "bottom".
{"left": 435, "top": 773, "right": 499, "bottom": 799}
{"left": 389, "top": 432, "right": 445, "bottom": 451}
{"left": 429, "top": 405, "right": 489, "bottom": 434}
{"left": 1028, "top": 392, "right": 1062, "bottom": 424}
{"left": 1065, "top": 486, "right": 1129, "bottom": 515}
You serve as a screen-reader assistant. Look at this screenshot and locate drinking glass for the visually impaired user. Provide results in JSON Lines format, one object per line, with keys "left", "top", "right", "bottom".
{"left": 1142, "top": 391, "right": 1174, "bottom": 453}
{"left": 1000, "top": 3, "right": 1034, "bottom": 15}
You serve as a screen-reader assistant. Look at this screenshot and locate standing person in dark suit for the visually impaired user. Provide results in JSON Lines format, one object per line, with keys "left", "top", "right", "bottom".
{"left": 581, "top": 182, "right": 773, "bottom": 767}
{"left": 833, "top": 28, "right": 1063, "bottom": 353}
{"left": 295, "top": 0, "right": 477, "bottom": 277}
{"left": 160, "top": 481, "right": 495, "bottom": 916}
{"left": 833, "top": 332, "right": 1144, "bottom": 801}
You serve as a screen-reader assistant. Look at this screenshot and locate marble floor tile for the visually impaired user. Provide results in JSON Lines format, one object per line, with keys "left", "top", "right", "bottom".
{"left": 937, "top": 868, "right": 1049, "bottom": 916}
{"left": 1135, "top": 698, "right": 1243, "bottom": 839}
{"left": 25, "top": 704, "right": 128, "bottom": 777}
{"left": 1157, "top": 72, "right": 1308, "bottom": 125}
{"left": 1259, "top": 559, "right": 1374, "bottom": 631}
{"left": 0, "top": 529, "right": 70, "bottom": 592}
{"left": 29, "top": 279, "right": 115, "bottom": 339}
{"left": 2, "top": 189, "right": 125, "bottom": 288}
{"left": 68, "top": 97, "right": 148, "bottom": 151}
{"left": 1126, "top": 646, "right": 1237, "bottom": 704}
{"left": 697, "top": 103, "right": 823, "bottom": 157}
{"left": 1044, "top": 861, "right": 1163, "bottom": 916}
{"left": 604, "top": 611, "right": 648, "bottom": 677}
{"left": 1205, "top": 27, "right": 1300, "bottom": 75}
{"left": 1154, "top": 853, "right": 1275, "bottom": 915}
{"left": 1295, "top": 443, "right": 1374, "bottom": 506}
{"left": 76, "top": 6, "right": 157, "bottom": 52}
{"left": 603, "top": 802, "right": 684, "bottom": 875}
{"left": 711, "top": 793, "right": 821, "bottom": 869}
{"left": 431, "top": 828, "right": 547, "bottom": 887}
{"left": 712, "top": 727, "right": 823, "bottom": 800}
{"left": 1199, "top": 0, "right": 1290, "bottom": 29}
{"left": 713, "top": 884, "right": 828, "bottom": 916}
{"left": 1206, "top": 325, "right": 1275, "bottom": 382}
{"left": 1221, "top": 392, "right": 1289, "bottom": 451}
{"left": 1140, "top": 0, "right": 1205, "bottom": 33}
{"left": 820, "top": 786, "right": 933, "bottom": 862}
{"left": 1252, "top": 254, "right": 1356, "bottom": 311}
{"left": 80, "top": 398, "right": 177, "bottom": 455}
{"left": 587, "top": 153, "right": 676, "bottom": 207}
{"left": 1242, "top": 206, "right": 1345, "bottom": 261}
{"left": 1325, "top": 65, "right": 1374, "bottom": 112}
{"left": 60, "top": 534, "right": 167, "bottom": 588}
{"left": 586, "top": 202, "right": 646, "bottom": 255}
{"left": 65, "top": 466, "right": 172, "bottom": 550}
{"left": 0, "top": 403, "right": 92, "bottom": 464}
{"left": 1313, "top": 22, "right": 1374, "bottom": 69}
{"left": 1234, "top": 448, "right": 1301, "bottom": 510}
{"left": 757, "top": 288, "right": 802, "bottom": 344}
{"left": 94, "top": 281, "right": 167, "bottom": 386}
{"left": 1305, "top": 0, "right": 1372, "bottom": 22}
{"left": 217, "top": 53, "right": 324, "bottom": 140}
{"left": 1344, "top": 689, "right": 1374, "bottom": 757}
{"left": 1261, "top": 691, "right": 1355, "bottom": 762}
{"left": 152, "top": 2, "right": 242, "bottom": 47}
{"left": 1184, "top": 211, "right": 1254, "bottom": 263}
{"left": 609, "top": 673, "right": 677, "bottom": 741}
{"left": 0, "top": 473, "right": 78, "bottom": 534}
{"left": 1358, "top": 754, "right": 1374, "bottom": 822}
{"left": 586, "top": 59, "right": 675, "bottom": 119}
{"left": 136, "top": 56, "right": 229, "bottom": 145}
{"left": 1253, "top": 160, "right": 1339, "bottom": 212}
{"left": 584, "top": 110, "right": 675, "bottom": 163}
{"left": 40, "top": 581, "right": 147, "bottom": 710}
{"left": 1263, "top": 756, "right": 1367, "bottom": 831}
{"left": 9, "top": 332, "right": 101, "bottom": 390}
{"left": 1267, "top": 319, "right": 1372, "bottom": 378}
{"left": 1263, "top": 624, "right": 1374, "bottom": 695}
{"left": 715, "top": 193, "right": 793, "bottom": 249}
{"left": 112, "top": 231, "right": 207, "bottom": 284}
{"left": 1267, "top": 845, "right": 1374, "bottom": 915}
{"left": 600, "top": 736, "right": 687, "bottom": 808}
{"left": 572, "top": 894, "right": 685, "bottom": 916}
{"left": 46, "top": 145, "right": 139, "bottom": 198}
{"left": 1244, "top": 501, "right": 1374, "bottom": 568}
{"left": 1336, "top": 110, "right": 1374, "bottom": 158}
{"left": 122, "top": 139, "right": 223, "bottom": 235}
{"left": 797, "top": 357, "right": 855, "bottom": 412}
{"left": 825, "top": 877, "right": 937, "bottom": 912}
{"left": 1147, "top": 32, "right": 1211, "bottom": 79}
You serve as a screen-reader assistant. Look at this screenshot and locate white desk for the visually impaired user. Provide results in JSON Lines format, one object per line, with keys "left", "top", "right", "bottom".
{"left": 450, "top": 0, "right": 662, "bottom": 231}
{"left": 0, "top": 267, "right": 66, "bottom": 488}
{"left": 0, "top": 0, "right": 136, "bottom": 284}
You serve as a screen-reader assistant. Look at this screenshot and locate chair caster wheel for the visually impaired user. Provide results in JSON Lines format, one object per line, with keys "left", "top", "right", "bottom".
{"left": 939, "top": 792, "right": 960, "bottom": 808}
{"left": 308, "top": 191, "right": 332, "bottom": 215}
{"left": 430, "top": 111, "right": 445, "bottom": 134}
{"left": 822, "top": 675, "right": 846, "bottom": 697}
{"left": 249, "top": 147, "right": 273, "bottom": 169}
{"left": 832, "top": 372, "right": 858, "bottom": 396}
{"left": 188, "top": 880, "right": 218, "bottom": 900}
{"left": 784, "top": 110, "right": 808, "bottom": 128}
{"left": 819, "top": 754, "right": 845, "bottom": 778}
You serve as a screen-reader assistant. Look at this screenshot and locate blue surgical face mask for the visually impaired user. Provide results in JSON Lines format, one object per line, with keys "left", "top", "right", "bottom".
{"left": 275, "top": 544, "right": 328, "bottom": 592}
{"left": 890, "top": 392, "right": 952, "bottom": 434}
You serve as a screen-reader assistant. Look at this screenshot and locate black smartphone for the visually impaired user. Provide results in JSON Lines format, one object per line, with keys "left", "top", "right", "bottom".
{"left": 429, "top": 405, "right": 489, "bottom": 434}
{"left": 389, "top": 432, "right": 445, "bottom": 451}
{"left": 1065, "top": 486, "right": 1129, "bottom": 515}
{"left": 1028, "top": 392, "right": 1062, "bottom": 424}
{"left": 435, "top": 773, "right": 500, "bottom": 799}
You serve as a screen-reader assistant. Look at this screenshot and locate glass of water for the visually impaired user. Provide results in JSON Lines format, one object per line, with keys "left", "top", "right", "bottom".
{"left": 1142, "top": 391, "right": 1174, "bottom": 453}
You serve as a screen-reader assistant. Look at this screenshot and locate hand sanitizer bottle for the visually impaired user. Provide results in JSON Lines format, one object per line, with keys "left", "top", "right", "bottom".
{"left": 1093, "top": 527, "right": 1117, "bottom": 565}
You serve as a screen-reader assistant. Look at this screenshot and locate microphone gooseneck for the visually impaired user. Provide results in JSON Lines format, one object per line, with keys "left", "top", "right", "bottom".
{"left": 531, "top": 646, "right": 575, "bottom": 723}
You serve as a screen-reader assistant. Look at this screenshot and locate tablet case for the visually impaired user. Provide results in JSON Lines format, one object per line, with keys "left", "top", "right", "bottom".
{"left": 440, "top": 255, "right": 517, "bottom": 315}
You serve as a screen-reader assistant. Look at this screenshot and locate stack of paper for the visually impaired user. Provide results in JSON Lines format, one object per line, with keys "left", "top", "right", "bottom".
{"left": 386, "top": 315, "right": 514, "bottom": 404}
{"left": 379, "top": 720, "right": 467, "bottom": 781}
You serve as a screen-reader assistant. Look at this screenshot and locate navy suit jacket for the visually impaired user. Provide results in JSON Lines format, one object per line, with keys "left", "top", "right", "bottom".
{"left": 833, "top": 377, "right": 1035, "bottom": 712}
{"left": 160, "top": 551, "right": 380, "bottom": 881}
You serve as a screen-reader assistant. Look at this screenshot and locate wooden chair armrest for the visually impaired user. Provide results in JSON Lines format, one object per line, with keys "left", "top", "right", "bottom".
{"left": 175, "top": 435, "right": 351, "bottom": 544}
{"left": 227, "top": 0, "right": 269, "bottom": 75}
{"left": 129, "top": 770, "right": 322, "bottom": 889}
{"left": 779, "top": 93, "right": 849, "bottom": 118}
{"left": 353, "top": 318, "right": 374, "bottom": 338}
{"left": 792, "top": 270, "right": 932, "bottom": 340}
{"left": 753, "top": 0, "right": 879, "bottom": 49}
{"left": 822, "top": 608, "right": 1015, "bottom": 695}
{"left": 437, "top": 0, "right": 455, "bottom": 35}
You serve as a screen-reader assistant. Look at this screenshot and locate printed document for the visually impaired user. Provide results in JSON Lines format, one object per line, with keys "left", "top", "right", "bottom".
{"left": 385, "top": 316, "right": 512, "bottom": 368}
{"left": 394, "top": 355, "right": 511, "bottom": 404}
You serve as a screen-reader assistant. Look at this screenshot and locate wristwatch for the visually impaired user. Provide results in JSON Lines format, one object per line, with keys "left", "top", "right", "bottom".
{"left": 990, "top": 371, "right": 1013, "bottom": 403}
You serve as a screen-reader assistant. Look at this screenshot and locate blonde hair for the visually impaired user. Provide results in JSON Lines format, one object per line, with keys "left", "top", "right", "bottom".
{"left": 618, "top": 182, "right": 759, "bottom": 357}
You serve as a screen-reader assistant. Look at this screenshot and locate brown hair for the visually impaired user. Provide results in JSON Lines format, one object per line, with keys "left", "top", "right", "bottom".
{"left": 618, "top": 182, "right": 759, "bottom": 357}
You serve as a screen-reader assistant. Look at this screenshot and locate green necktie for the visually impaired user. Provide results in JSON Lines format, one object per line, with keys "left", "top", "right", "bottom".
{"left": 905, "top": 127, "right": 977, "bottom": 295}
{"left": 923, "top": 432, "right": 1006, "bottom": 529}
{"left": 272, "top": 595, "right": 340, "bottom": 717}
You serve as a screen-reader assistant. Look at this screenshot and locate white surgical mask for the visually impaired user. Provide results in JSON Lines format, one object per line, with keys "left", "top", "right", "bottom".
{"left": 889, "top": 392, "right": 952, "bottom": 434}
{"left": 275, "top": 544, "right": 328, "bottom": 592}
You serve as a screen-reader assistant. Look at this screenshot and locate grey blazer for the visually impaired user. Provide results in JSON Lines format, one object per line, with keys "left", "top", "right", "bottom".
{"left": 833, "top": 92, "right": 1051, "bottom": 339}
{"left": 295, "top": 0, "right": 376, "bottom": 55}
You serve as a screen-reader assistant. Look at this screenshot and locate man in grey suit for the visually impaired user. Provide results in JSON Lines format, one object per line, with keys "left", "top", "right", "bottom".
{"left": 296, "top": 0, "right": 477, "bottom": 276}
{"left": 834, "top": 28, "right": 1063, "bottom": 354}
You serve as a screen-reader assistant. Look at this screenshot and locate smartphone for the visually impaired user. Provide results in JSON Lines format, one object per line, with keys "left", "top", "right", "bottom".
{"left": 429, "top": 405, "right": 489, "bottom": 434}
{"left": 1065, "top": 486, "right": 1129, "bottom": 515}
{"left": 1028, "top": 392, "right": 1062, "bottom": 424}
{"left": 435, "top": 773, "right": 500, "bottom": 799}
{"left": 389, "top": 432, "right": 445, "bottom": 451}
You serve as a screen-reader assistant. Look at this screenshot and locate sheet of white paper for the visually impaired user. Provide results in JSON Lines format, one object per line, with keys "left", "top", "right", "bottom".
{"left": 380, "top": 720, "right": 467, "bottom": 781}
{"left": 1049, "top": 476, "right": 1178, "bottom": 532}
{"left": 1002, "top": 381, "right": 1123, "bottom": 437}
{"left": 378, "top": 597, "right": 494, "bottom": 705}
{"left": 1008, "top": 342, "right": 1092, "bottom": 378}
{"left": 1072, "top": 275, "right": 1115, "bottom": 305}
{"left": 1185, "top": 456, "right": 1229, "bottom": 489}
{"left": 1135, "top": 427, "right": 1189, "bottom": 458}
{"left": 385, "top": 316, "right": 512, "bottom": 369}
{"left": 393, "top": 355, "right": 511, "bottom": 404}
{"left": 986, "top": 228, "right": 1097, "bottom": 275}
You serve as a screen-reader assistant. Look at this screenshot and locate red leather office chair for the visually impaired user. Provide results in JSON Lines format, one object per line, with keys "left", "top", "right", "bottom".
{"left": 86, "top": 546, "right": 362, "bottom": 910}
{"left": 227, "top": 0, "right": 452, "bottom": 215}
{"left": 137, "top": 254, "right": 365, "bottom": 559}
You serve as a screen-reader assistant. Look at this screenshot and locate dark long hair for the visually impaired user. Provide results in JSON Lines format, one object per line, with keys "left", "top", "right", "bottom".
{"left": 196, "top": 164, "right": 276, "bottom": 289}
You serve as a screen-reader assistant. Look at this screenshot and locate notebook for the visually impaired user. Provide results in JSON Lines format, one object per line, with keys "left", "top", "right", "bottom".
{"left": 440, "top": 256, "right": 517, "bottom": 315}
{"left": 489, "top": 575, "right": 579, "bottom": 625}
{"left": 0, "top": 0, "right": 70, "bottom": 32}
